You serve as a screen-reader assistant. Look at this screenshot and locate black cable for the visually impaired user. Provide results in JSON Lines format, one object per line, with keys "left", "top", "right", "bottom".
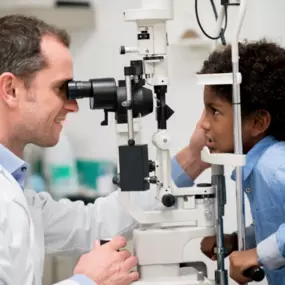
{"left": 195, "top": 0, "right": 228, "bottom": 42}
{"left": 209, "top": 0, "right": 227, "bottom": 45}
{"left": 210, "top": 0, "right": 219, "bottom": 18}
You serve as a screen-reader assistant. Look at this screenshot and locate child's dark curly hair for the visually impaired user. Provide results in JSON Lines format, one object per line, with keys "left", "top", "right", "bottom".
{"left": 199, "top": 39, "right": 285, "bottom": 141}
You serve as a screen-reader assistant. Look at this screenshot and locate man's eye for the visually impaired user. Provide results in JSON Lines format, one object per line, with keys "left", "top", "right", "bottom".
{"left": 60, "top": 84, "right": 67, "bottom": 91}
{"left": 56, "top": 84, "right": 67, "bottom": 94}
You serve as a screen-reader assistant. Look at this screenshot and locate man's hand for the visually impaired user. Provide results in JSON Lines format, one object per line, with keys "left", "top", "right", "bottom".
{"left": 74, "top": 236, "right": 139, "bottom": 285}
{"left": 175, "top": 110, "right": 210, "bottom": 180}
{"left": 229, "top": 248, "right": 259, "bottom": 285}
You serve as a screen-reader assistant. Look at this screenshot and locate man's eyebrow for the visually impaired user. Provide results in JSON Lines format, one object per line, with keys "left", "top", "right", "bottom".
{"left": 52, "top": 78, "right": 72, "bottom": 85}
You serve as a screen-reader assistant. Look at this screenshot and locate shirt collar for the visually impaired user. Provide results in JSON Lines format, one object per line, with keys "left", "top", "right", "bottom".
{"left": 0, "top": 144, "right": 28, "bottom": 189}
{"left": 232, "top": 136, "right": 278, "bottom": 181}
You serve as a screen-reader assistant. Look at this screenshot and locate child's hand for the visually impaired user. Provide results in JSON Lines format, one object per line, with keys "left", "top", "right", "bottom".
{"left": 175, "top": 110, "right": 210, "bottom": 180}
{"left": 200, "top": 233, "right": 238, "bottom": 260}
{"left": 229, "top": 248, "right": 259, "bottom": 284}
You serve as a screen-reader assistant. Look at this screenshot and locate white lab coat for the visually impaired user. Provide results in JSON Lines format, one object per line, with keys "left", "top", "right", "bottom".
{"left": 0, "top": 164, "right": 160, "bottom": 285}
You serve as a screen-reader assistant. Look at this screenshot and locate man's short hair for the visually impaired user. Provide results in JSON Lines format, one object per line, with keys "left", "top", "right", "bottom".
{"left": 0, "top": 14, "right": 70, "bottom": 86}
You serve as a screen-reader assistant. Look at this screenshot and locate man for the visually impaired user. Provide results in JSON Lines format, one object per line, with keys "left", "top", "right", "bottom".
{"left": 0, "top": 14, "right": 142, "bottom": 285}
{"left": 0, "top": 14, "right": 206, "bottom": 285}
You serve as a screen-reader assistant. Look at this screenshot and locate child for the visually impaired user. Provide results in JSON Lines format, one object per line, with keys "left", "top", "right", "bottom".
{"left": 172, "top": 39, "right": 285, "bottom": 285}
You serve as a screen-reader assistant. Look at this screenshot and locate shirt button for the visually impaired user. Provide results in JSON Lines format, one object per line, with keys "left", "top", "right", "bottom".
{"left": 21, "top": 166, "right": 27, "bottom": 172}
{"left": 246, "top": 187, "right": 251, "bottom": 193}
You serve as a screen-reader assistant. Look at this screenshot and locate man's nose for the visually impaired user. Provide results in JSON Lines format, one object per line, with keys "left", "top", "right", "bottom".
{"left": 64, "top": 99, "right": 79, "bottom": 113}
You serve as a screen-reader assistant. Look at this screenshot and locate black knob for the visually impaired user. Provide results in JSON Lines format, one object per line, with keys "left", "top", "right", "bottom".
{"left": 148, "top": 160, "right": 155, "bottom": 172}
{"left": 243, "top": 266, "right": 265, "bottom": 282}
{"left": 197, "top": 183, "right": 212, "bottom": 187}
{"left": 128, "top": 139, "right": 135, "bottom": 146}
{"left": 149, "top": 176, "right": 157, "bottom": 184}
{"left": 112, "top": 175, "right": 120, "bottom": 186}
{"left": 124, "top": 66, "right": 132, "bottom": 76}
{"left": 162, "top": 194, "right": 176, "bottom": 207}
{"left": 120, "top": 46, "right": 126, "bottom": 54}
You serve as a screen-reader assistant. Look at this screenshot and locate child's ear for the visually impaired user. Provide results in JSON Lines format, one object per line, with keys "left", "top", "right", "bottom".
{"left": 252, "top": 109, "right": 271, "bottom": 137}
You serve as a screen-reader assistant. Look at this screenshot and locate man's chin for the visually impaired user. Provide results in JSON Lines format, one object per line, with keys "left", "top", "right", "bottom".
{"left": 35, "top": 136, "right": 60, "bottom": 148}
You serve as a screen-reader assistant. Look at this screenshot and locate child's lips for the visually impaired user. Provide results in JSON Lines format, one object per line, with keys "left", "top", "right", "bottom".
{"left": 206, "top": 138, "right": 215, "bottom": 149}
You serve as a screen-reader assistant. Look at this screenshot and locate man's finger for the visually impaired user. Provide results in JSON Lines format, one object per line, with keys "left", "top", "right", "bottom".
{"left": 105, "top": 236, "right": 127, "bottom": 251}
{"left": 93, "top": 240, "right": 101, "bottom": 249}
{"left": 118, "top": 249, "right": 132, "bottom": 260}
{"left": 122, "top": 256, "right": 138, "bottom": 271}
{"left": 127, "top": 271, "right": 139, "bottom": 283}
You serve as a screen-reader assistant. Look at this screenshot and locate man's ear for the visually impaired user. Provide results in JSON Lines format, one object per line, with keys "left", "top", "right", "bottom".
{"left": 251, "top": 109, "right": 271, "bottom": 137}
{"left": 0, "top": 72, "right": 22, "bottom": 108}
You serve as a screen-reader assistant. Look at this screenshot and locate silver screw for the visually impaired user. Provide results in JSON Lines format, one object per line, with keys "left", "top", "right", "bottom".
{"left": 122, "top": 101, "right": 131, "bottom": 107}
{"left": 205, "top": 210, "right": 212, "bottom": 220}
{"left": 197, "top": 271, "right": 204, "bottom": 282}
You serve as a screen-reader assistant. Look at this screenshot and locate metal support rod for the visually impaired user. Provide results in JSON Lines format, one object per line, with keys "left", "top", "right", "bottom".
{"left": 231, "top": 0, "right": 248, "bottom": 252}
{"left": 125, "top": 74, "right": 134, "bottom": 141}
{"left": 155, "top": 86, "right": 168, "bottom": 130}
{"left": 212, "top": 165, "right": 228, "bottom": 285}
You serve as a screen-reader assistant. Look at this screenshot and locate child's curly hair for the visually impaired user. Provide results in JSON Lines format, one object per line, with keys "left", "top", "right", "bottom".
{"left": 199, "top": 39, "right": 285, "bottom": 141}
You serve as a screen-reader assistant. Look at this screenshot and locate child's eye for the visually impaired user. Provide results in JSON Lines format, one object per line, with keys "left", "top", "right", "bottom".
{"left": 211, "top": 108, "right": 220, "bottom": 116}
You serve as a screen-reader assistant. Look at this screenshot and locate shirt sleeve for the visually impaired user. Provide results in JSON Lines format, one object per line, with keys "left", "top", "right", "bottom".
{"left": 257, "top": 165, "right": 285, "bottom": 270}
{"left": 171, "top": 157, "right": 194, "bottom": 187}
{"left": 54, "top": 275, "right": 97, "bottom": 285}
{"left": 257, "top": 228, "right": 285, "bottom": 270}
{"left": 70, "top": 275, "right": 97, "bottom": 285}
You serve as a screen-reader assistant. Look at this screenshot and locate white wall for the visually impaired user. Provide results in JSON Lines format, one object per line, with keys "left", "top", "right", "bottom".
{"left": 63, "top": 1, "right": 285, "bottom": 284}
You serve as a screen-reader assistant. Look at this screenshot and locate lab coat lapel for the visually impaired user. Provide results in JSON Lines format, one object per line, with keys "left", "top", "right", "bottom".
{"left": 0, "top": 165, "right": 34, "bottom": 229}
{"left": 0, "top": 165, "right": 36, "bottom": 282}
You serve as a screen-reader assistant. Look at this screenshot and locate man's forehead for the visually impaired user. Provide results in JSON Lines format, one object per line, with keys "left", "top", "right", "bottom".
{"left": 41, "top": 35, "right": 72, "bottom": 67}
